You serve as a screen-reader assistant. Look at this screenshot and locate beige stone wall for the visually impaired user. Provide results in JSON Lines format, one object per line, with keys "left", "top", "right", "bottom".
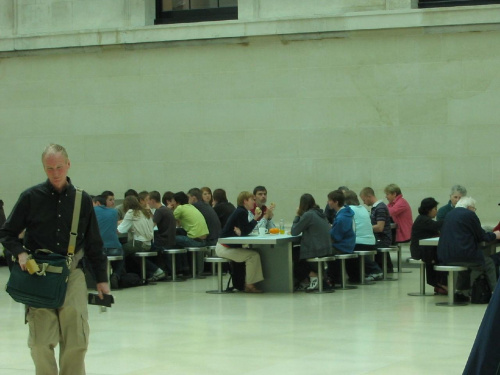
{"left": 1, "top": 24, "right": 500, "bottom": 225}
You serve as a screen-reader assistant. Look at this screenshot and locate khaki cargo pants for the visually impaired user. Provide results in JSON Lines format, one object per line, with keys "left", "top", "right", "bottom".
{"left": 26, "top": 268, "right": 89, "bottom": 375}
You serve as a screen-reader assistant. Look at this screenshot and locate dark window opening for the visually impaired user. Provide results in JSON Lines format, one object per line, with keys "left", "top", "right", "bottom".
{"left": 419, "top": 0, "right": 500, "bottom": 8}
{"left": 155, "top": 0, "right": 238, "bottom": 25}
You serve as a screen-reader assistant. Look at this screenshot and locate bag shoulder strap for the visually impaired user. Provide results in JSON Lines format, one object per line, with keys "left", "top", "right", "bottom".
{"left": 68, "top": 188, "right": 83, "bottom": 256}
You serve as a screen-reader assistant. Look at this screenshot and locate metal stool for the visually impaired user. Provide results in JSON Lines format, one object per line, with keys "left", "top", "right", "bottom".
{"left": 407, "top": 258, "right": 434, "bottom": 296}
{"left": 305, "top": 256, "right": 336, "bottom": 293}
{"left": 393, "top": 244, "right": 411, "bottom": 274}
{"left": 186, "top": 247, "right": 209, "bottom": 279}
{"left": 206, "top": 245, "right": 217, "bottom": 275}
{"left": 353, "top": 250, "right": 377, "bottom": 285}
{"left": 334, "top": 253, "right": 358, "bottom": 290}
{"left": 205, "top": 257, "right": 232, "bottom": 294}
{"left": 377, "top": 248, "right": 398, "bottom": 281}
{"left": 163, "top": 249, "right": 187, "bottom": 282}
{"left": 134, "top": 252, "right": 157, "bottom": 282}
{"left": 434, "top": 265, "right": 469, "bottom": 306}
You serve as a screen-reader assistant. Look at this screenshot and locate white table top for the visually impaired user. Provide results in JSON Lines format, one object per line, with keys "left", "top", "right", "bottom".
{"left": 218, "top": 234, "right": 300, "bottom": 245}
{"left": 419, "top": 237, "right": 439, "bottom": 246}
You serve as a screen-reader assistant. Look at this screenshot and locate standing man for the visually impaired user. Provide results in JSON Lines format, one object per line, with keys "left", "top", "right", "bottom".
{"left": 0, "top": 144, "right": 109, "bottom": 375}
{"left": 437, "top": 184, "right": 467, "bottom": 222}
{"left": 251, "top": 185, "right": 276, "bottom": 229}
{"left": 359, "top": 187, "right": 394, "bottom": 273}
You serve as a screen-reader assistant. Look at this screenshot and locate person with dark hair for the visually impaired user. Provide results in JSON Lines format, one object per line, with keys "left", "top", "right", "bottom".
{"left": 251, "top": 185, "right": 276, "bottom": 230}
{"left": 171, "top": 191, "right": 209, "bottom": 251}
{"left": 187, "top": 187, "right": 221, "bottom": 276}
{"left": 327, "top": 190, "right": 356, "bottom": 283}
{"left": 0, "top": 143, "right": 109, "bottom": 375}
{"left": 93, "top": 195, "right": 124, "bottom": 288}
{"left": 410, "top": 197, "right": 446, "bottom": 294}
{"left": 212, "top": 188, "right": 236, "bottom": 228}
{"left": 162, "top": 191, "right": 174, "bottom": 209}
{"left": 216, "top": 191, "right": 264, "bottom": 293}
{"left": 359, "top": 187, "right": 394, "bottom": 273}
{"left": 100, "top": 190, "right": 115, "bottom": 208}
{"left": 118, "top": 195, "right": 165, "bottom": 281}
{"left": 324, "top": 186, "right": 349, "bottom": 224}
{"left": 291, "top": 193, "right": 332, "bottom": 291}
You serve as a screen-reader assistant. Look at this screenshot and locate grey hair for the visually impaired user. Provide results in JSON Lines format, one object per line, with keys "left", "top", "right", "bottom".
{"left": 450, "top": 184, "right": 467, "bottom": 196}
{"left": 455, "top": 196, "right": 476, "bottom": 209}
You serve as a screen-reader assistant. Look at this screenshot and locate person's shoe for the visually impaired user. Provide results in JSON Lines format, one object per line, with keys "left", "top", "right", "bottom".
{"left": 110, "top": 274, "right": 120, "bottom": 289}
{"left": 372, "top": 273, "right": 384, "bottom": 281}
{"left": 245, "top": 285, "right": 263, "bottom": 293}
{"left": 307, "top": 277, "right": 319, "bottom": 291}
{"left": 296, "top": 281, "right": 309, "bottom": 291}
{"left": 434, "top": 286, "right": 448, "bottom": 295}
{"left": 148, "top": 269, "right": 166, "bottom": 282}
{"left": 454, "top": 292, "right": 470, "bottom": 303}
{"left": 365, "top": 274, "right": 376, "bottom": 282}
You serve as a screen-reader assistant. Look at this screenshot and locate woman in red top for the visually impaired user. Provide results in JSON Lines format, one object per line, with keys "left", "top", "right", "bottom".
{"left": 385, "top": 183, "right": 413, "bottom": 243}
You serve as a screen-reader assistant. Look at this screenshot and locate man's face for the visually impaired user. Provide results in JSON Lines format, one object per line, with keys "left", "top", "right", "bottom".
{"left": 169, "top": 199, "right": 179, "bottom": 210}
{"left": 255, "top": 190, "right": 267, "bottom": 206}
{"left": 450, "top": 192, "right": 462, "bottom": 207}
{"left": 105, "top": 195, "right": 115, "bottom": 208}
{"left": 327, "top": 199, "right": 336, "bottom": 210}
{"left": 188, "top": 194, "right": 197, "bottom": 204}
{"left": 360, "top": 194, "right": 372, "bottom": 206}
{"left": 43, "top": 152, "right": 70, "bottom": 192}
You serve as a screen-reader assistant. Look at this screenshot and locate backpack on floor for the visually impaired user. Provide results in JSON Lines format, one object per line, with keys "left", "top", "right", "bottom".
{"left": 226, "top": 261, "right": 246, "bottom": 292}
{"left": 471, "top": 274, "right": 491, "bottom": 304}
{"left": 118, "top": 273, "right": 143, "bottom": 288}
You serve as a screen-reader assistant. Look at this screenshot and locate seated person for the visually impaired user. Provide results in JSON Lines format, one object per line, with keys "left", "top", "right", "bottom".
{"left": 117, "top": 196, "right": 165, "bottom": 282}
{"left": 187, "top": 188, "right": 221, "bottom": 275}
{"left": 360, "top": 187, "right": 394, "bottom": 273}
{"left": 385, "top": 183, "right": 413, "bottom": 244}
{"left": 437, "top": 196, "right": 500, "bottom": 302}
{"left": 93, "top": 195, "right": 125, "bottom": 288}
{"left": 410, "top": 197, "right": 446, "bottom": 295}
{"left": 291, "top": 193, "right": 332, "bottom": 291}
{"left": 344, "top": 191, "right": 383, "bottom": 282}
{"left": 250, "top": 185, "right": 276, "bottom": 229}
{"left": 215, "top": 191, "right": 264, "bottom": 293}
{"left": 324, "top": 186, "right": 350, "bottom": 224}
{"left": 171, "top": 191, "right": 209, "bottom": 248}
{"left": 148, "top": 190, "right": 177, "bottom": 277}
{"left": 437, "top": 184, "right": 467, "bottom": 222}
{"left": 201, "top": 186, "right": 213, "bottom": 206}
{"left": 212, "top": 188, "right": 236, "bottom": 229}
{"left": 327, "top": 190, "right": 356, "bottom": 283}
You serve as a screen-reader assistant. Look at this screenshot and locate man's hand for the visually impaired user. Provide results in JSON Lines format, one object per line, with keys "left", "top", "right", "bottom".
{"left": 18, "top": 252, "right": 29, "bottom": 271}
{"left": 265, "top": 203, "right": 276, "bottom": 220}
{"left": 494, "top": 230, "right": 500, "bottom": 240}
{"left": 96, "top": 282, "right": 110, "bottom": 299}
{"left": 254, "top": 208, "right": 263, "bottom": 221}
{"left": 234, "top": 226, "right": 242, "bottom": 236}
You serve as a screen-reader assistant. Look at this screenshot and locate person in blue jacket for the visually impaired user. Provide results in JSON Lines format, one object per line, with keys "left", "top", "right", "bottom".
{"left": 327, "top": 190, "right": 356, "bottom": 283}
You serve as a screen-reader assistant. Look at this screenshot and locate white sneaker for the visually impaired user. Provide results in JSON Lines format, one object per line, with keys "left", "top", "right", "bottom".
{"left": 307, "top": 277, "right": 319, "bottom": 290}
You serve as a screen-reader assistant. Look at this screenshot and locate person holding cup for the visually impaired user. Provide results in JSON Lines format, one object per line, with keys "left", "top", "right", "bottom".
{"left": 291, "top": 193, "right": 332, "bottom": 291}
{"left": 215, "top": 191, "right": 265, "bottom": 293}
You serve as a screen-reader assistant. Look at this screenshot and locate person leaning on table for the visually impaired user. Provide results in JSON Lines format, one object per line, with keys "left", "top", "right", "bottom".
{"left": 437, "top": 196, "right": 500, "bottom": 302}
{"left": 215, "top": 191, "right": 264, "bottom": 293}
{"left": 0, "top": 143, "right": 109, "bottom": 375}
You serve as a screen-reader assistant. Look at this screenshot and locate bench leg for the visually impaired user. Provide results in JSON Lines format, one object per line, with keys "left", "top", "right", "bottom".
{"left": 381, "top": 252, "right": 397, "bottom": 281}
{"left": 436, "top": 271, "right": 468, "bottom": 306}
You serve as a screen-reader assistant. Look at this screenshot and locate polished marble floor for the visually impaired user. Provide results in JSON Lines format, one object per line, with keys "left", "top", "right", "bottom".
{"left": 0, "top": 260, "right": 487, "bottom": 375}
